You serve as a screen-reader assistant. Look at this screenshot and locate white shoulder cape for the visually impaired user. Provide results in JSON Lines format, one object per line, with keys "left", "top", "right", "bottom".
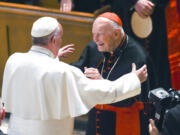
{"left": 2, "top": 46, "right": 141, "bottom": 120}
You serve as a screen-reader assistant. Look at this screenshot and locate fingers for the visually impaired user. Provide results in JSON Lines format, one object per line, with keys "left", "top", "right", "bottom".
{"left": 58, "top": 44, "right": 75, "bottom": 58}
{"left": 84, "top": 67, "right": 98, "bottom": 75}
{"left": 60, "top": 0, "right": 73, "bottom": 12}
{"left": 149, "top": 119, "right": 153, "bottom": 133}
{"left": 61, "top": 44, "right": 75, "bottom": 52}
{"left": 132, "top": 63, "right": 136, "bottom": 72}
{"left": 143, "top": 65, "right": 148, "bottom": 78}
{"left": 142, "top": 6, "right": 154, "bottom": 16}
{"left": 149, "top": 119, "right": 155, "bottom": 127}
{"left": 84, "top": 67, "right": 87, "bottom": 71}
{"left": 149, "top": 119, "right": 159, "bottom": 135}
{"left": 148, "top": 1, "right": 154, "bottom": 7}
{"left": 63, "top": 48, "right": 75, "bottom": 55}
{"left": 62, "top": 44, "right": 74, "bottom": 50}
{"left": 84, "top": 67, "right": 102, "bottom": 79}
{"left": 143, "top": 1, "right": 154, "bottom": 15}
{"left": 135, "top": 0, "right": 155, "bottom": 18}
{"left": 135, "top": 64, "right": 148, "bottom": 83}
{"left": 140, "top": 64, "right": 147, "bottom": 73}
{"left": 140, "top": 64, "right": 148, "bottom": 82}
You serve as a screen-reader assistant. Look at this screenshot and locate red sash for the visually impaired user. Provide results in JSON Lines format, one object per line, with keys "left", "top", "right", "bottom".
{"left": 95, "top": 102, "right": 144, "bottom": 135}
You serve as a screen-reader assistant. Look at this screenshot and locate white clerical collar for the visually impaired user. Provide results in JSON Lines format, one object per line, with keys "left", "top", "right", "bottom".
{"left": 30, "top": 45, "right": 55, "bottom": 58}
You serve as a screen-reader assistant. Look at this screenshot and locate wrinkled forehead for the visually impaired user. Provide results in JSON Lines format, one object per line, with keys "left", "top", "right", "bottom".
{"left": 92, "top": 17, "right": 112, "bottom": 33}
{"left": 93, "top": 17, "right": 110, "bottom": 26}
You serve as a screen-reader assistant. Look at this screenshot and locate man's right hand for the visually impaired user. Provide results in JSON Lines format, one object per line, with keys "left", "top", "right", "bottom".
{"left": 132, "top": 63, "right": 147, "bottom": 83}
{"left": 58, "top": 44, "right": 75, "bottom": 59}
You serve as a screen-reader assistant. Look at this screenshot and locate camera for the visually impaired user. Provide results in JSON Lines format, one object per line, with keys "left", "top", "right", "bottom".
{"left": 148, "top": 88, "right": 180, "bottom": 131}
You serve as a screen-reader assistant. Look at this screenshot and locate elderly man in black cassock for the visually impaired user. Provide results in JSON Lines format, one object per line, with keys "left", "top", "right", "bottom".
{"left": 82, "top": 12, "right": 151, "bottom": 135}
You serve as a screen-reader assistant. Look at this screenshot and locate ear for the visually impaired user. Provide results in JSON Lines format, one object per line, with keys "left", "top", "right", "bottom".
{"left": 51, "top": 35, "right": 56, "bottom": 45}
{"left": 113, "top": 28, "right": 121, "bottom": 39}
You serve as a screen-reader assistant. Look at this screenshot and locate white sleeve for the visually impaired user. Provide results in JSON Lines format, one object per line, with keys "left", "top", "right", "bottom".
{"left": 1, "top": 58, "right": 141, "bottom": 120}
{"left": 111, "top": 72, "right": 141, "bottom": 103}
{"left": 65, "top": 65, "right": 141, "bottom": 117}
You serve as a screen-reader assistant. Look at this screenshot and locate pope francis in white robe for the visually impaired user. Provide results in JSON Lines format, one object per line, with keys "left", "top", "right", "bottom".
{"left": 1, "top": 16, "right": 144, "bottom": 135}
{"left": 2, "top": 45, "right": 141, "bottom": 135}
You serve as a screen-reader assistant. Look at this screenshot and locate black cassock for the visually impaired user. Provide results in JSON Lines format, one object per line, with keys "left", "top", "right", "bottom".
{"left": 73, "top": 36, "right": 154, "bottom": 135}
{"left": 111, "top": 0, "right": 171, "bottom": 90}
{"left": 87, "top": 36, "right": 151, "bottom": 135}
{"left": 58, "top": 0, "right": 112, "bottom": 13}
{"left": 162, "top": 104, "right": 180, "bottom": 135}
{"left": 71, "top": 41, "right": 103, "bottom": 72}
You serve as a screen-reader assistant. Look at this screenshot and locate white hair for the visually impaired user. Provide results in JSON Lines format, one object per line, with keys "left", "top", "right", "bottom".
{"left": 97, "top": 17, "right": 124, "bottom": 35}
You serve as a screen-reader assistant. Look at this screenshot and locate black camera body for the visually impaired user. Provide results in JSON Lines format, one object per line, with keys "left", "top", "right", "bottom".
{"left": 148, "top": 88, "right": 180, "bottom": 131}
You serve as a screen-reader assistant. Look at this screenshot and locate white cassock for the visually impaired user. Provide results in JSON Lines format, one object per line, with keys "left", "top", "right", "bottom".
{"left": 2, "top": 46, "right": 141, "bottom": 135}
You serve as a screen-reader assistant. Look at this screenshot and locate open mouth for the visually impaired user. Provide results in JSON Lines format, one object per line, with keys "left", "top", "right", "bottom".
{"left": 98, "top": 43, "right": 104, "bottom": 46}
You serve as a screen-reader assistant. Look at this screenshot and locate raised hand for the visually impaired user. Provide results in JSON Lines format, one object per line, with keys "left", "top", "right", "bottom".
{"left": 132, "top": 63, "right": 147, "bottom": 83}
{"left": 58, "top": 44, "right": 75, "bottom": 59}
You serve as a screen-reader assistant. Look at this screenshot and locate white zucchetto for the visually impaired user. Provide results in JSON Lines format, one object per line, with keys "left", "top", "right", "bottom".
{"left": 31, "top": 17, "right": 59, "bottom": 38}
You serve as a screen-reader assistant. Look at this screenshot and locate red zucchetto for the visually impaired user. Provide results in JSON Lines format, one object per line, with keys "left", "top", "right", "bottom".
{"left": 98, "top": 12, "right": 122, "bottom": 26}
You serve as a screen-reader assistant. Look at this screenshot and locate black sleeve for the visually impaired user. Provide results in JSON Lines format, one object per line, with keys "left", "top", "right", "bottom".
{"left": 151, "top": 0, "right": 170, "bottom": 8}
{"left": 71, "top": 44, "right": 90, "bottom": 72}
{"left": 71, "top": 41, "right": 104, "bottom": 72}
{"left": 111, "top": 0, "right": 138, "bottom": 12}
{"left": 126, "top": 0, "right": 139, "bottom": 9}
{"left": 119, "top": 0, "right": 170, "bottom": 9}
{"left": 162, "top": 105, "right": 180, "bottom": 135}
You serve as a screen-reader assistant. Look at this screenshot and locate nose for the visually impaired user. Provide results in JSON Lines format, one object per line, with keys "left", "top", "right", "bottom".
{"left": 93, "top": 34, "right": 99, "bottom": 43}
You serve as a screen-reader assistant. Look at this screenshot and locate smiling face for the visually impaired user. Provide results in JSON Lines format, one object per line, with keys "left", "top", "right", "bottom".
{"left": 92, "top": 18, "right": 119, "bottom": 53}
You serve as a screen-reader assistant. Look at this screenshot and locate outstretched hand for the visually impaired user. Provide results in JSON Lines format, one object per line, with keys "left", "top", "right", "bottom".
{"left": 132, "top": 63, "right": 147, "bottom": 83}
{"left": 58, "top": 44, "right": 75, "bottom": 59}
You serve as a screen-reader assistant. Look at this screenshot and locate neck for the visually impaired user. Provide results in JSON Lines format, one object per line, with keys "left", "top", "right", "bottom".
{"left": 35, "top": 44, "right": 57, "bottom": 58}
{"left": 119, "top": 33, "right": 125, "bottom": 47}
{"left": 111, "top": 33, "right": 125, "bottom": 54}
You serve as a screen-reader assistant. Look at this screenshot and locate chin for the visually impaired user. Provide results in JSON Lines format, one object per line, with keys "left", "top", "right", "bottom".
{"left": 98, "top": 47, "right": 104, "bottom": 52}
